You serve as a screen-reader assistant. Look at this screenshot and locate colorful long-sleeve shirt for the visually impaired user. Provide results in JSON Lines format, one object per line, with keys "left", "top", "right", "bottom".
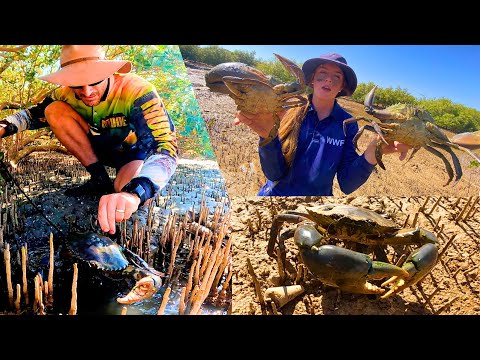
{"left": 1, "top": 73, "right": 178, "bottom": 196}
{"left": 257, "top": 100, "right": 375, "bottom": 196}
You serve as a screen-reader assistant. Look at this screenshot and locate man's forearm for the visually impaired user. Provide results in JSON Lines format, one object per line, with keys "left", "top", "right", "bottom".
{"left": 0, "top": 96, "right": 54, "bottom": 137}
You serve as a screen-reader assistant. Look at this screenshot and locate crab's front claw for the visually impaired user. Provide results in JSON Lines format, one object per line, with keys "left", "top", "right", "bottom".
{"left": 380, "top": 243, "right": 438, "bottom": 299}
{"left": 451, "top": 130, "right": 480, "bottom": 150}
{"left": 205, "top": 62, "right": 270, "bottom": 95}
{"left": 274, "top": 53, "right": 305, "bottom": 89}
{"left": 117, "top": 275, "right": 162, "bottom": 305}
{"left": 299, "top": 245, "right": 410, "bottom": 295}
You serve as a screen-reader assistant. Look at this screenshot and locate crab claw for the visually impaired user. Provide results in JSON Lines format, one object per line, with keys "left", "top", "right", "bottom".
{"left": 380, "top": 243, "right": 438, "bottom": 299}
{"left": 116, "top": 275, "right": 162, "bottom": 305}
{"left": 299, "top": 245, "right": 410, "bottom": 295}
{"left": 205, "top": 62, "right": 271, "bottom": 95}
{"left": 363, "top": 85, "right": 399, "bottom": 123}
{"left": 451, "top": 130, "right": 480, "bottom": 150}
{"left": 273, "top": 53, "right": 305, "bottom": 89}
{"left": 364, "top": 85, "right": 378, "bottom": 114}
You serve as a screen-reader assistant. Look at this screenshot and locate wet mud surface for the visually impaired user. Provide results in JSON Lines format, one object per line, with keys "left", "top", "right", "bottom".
{"left": 1, "top": 154, "right": 231, "bottom": 315}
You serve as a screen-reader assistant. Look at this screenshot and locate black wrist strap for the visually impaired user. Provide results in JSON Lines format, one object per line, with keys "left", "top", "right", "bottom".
{"left": 121, "top": 177, "right": 157, "bottom": 206}
{"left": 0, "top": 120, "right": 18, "bottom": 137}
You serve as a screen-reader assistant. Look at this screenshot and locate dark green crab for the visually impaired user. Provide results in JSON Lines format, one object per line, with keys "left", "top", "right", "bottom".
{"left": 65, "top": 232, "right": 162, "bottom": 305}
{"left": 343, "top": 85, "right": 480, "bottom": 185}
{"left": 268, "top": 203, "right": 439, "bottom": 298}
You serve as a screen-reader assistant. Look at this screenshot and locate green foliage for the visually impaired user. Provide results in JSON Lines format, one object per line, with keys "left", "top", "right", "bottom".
{"left": 178, "top": 45, "right": 201, "bottom": 62}
{"left": 231, "top": 50, "right": 256, "bottom": 66}
{"left": 0, "top": 45, "right": 214, "bottom": 159}
{"left": 351, "top": 82, "right": 376, "bottom": 104}
{"left": 255, "top": 58, "right": 298, "bottom": 83}
{"left": 418, "top": 98, "right": 480, "bottom": 132}
{"left": 178, "top": 45, "right": 256, "bottom": 66}
{"left": 352, "top": 82, "right": 417, "bottom": 107}
{"left": 469, "top": 160, "right": 480, "bottom": 168}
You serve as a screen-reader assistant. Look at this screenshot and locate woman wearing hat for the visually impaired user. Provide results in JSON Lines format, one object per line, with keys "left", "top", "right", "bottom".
{"left": 0, "top": 45, "right": 178, "bottom": 233}
{"left": 236, "top": 52, "right": 410, "bottom": 196}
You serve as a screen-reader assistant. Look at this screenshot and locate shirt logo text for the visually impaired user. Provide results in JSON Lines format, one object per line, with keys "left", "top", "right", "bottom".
{"left": 326, "top": 136, "right": 344, "bottom": 146}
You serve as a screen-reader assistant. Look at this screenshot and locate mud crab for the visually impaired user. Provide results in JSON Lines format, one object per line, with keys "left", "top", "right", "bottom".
{"left": 267, "top": 203, "right": 439, "bottom": 298}
{"left": 451, "top": 130, "right": 480, "bottom": 150}
{"left": 63, "top": 231, "right": 162, "bottom": 305}
{"left": 205, "top": 54, "right": 307, "bottom": 145}
{"left": 343, "top": 85, "right": 480, "bottom": 185}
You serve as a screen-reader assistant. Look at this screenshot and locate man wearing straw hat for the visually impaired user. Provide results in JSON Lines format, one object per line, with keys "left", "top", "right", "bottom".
{"left": 0, "top": 45, "right": 178, "bottom": 234}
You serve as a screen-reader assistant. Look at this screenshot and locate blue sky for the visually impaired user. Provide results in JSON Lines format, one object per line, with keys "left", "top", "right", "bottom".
{"left": 217, "top": 45, "right": 480, "bottom": 111}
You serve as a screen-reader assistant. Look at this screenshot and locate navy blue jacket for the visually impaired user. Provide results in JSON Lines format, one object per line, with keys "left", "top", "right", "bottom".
{"left": 257, "top": 100, "right": 375, "bottom": 196}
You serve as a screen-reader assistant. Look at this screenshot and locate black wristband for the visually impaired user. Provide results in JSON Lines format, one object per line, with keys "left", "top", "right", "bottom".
{"left": 121, "top": 177, "right": 158, "bottom": 206}
{"left": 0, "top": 120, "right": 18, "bottom": 137}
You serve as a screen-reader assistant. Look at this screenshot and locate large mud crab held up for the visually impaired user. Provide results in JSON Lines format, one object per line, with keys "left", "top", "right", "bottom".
{"left": 204, "top": 54, "right": 307, "bottom": 145}
{"left": 267, "top": 203, "right": 439, "bottom": 299}
{"left": 61, "top": 231, "right": 162, "bottom": 305}
{"left": 343, "top": 85, "right": 480, "bottom": 186}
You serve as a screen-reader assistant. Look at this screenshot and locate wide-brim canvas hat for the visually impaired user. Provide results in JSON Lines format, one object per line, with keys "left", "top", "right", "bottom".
{"left": 38, "top": 45, "right": 132, "bottom": 87}
{"left": 302, "top": 53, "right": 357, "bottom": 97}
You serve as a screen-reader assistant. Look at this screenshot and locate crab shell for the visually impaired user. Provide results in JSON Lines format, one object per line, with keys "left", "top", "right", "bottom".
{"left": 304, "top": 204, "right": 401, "bottom": 240}
{"left": 67, "top": 232, "right": 129, "bottom": 271}
{"left": 66, "top": 232, "right": 162, "bottom": 305}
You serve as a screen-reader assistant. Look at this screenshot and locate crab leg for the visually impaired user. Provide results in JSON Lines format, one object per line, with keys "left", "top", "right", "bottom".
{"left": 343, "top": 116, "right": 388, "bottom": 145}
{"left": 375, "top": 141, "right": 386, "bottom": 170}
{"left": 424, "top": 146, "right": 456, "bottom": 186}
{"left": 341, "top": 227, "right": 438, "bottom": 247}
{"left": 446, "top": 142, "right": 480, "bottom": 163}
{"left": 222, "top": 76, "right": 273, "bottom": 99}
{"left": 268, "top": 214, "right": 312, "bottom": 258}
{"left": 404, "top": 147, "right": 420, "bottom": 163}
{"left": 352, "top": 124, "right": 377, "bottom": 150}
{"left": 434, "top": 144, "right": 463, "bottom": 186}
{"left": 277, "top": 95, "right": 308, "bottom": 110}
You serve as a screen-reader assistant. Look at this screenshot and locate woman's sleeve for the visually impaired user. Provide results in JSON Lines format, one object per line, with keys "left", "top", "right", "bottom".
{"left": 258, "top": 136, "right": 289, "bottom": 181}
{"left": 336, "top": 122, "right": 376, "bottom": 194}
